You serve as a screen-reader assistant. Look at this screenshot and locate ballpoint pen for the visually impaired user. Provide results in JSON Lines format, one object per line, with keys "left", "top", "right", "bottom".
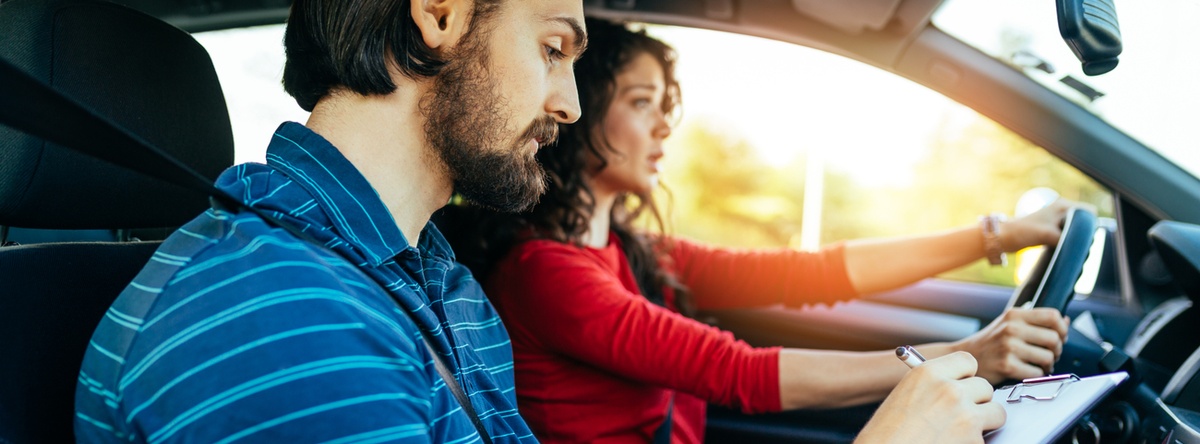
{"left": 896, "top": 345, "right": 927, "bottom": 369}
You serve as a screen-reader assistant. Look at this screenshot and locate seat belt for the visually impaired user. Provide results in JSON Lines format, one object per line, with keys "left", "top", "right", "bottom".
{"left": 0, "top": 56, "right": 494, "bottom": 444}
{"left": 425, "top": 343, "right": 493, "bottom": 444}
{"left": 652, "top": 393, "right": 674, "bottom": 444}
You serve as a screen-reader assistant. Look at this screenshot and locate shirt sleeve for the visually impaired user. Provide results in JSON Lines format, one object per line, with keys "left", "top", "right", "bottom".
{"left": 494, "top": 241, "right": 783, "bottom": 414}
{"left": 666, "top": 237, "right": 858, "bottom": 311}
{"left": 96, "top": 239, "right": 450, "bottom": 443}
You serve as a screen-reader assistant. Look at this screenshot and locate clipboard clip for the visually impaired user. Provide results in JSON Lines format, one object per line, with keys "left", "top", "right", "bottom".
{"left": 1002, "top": 373, "right": 1080, "bottom": 403}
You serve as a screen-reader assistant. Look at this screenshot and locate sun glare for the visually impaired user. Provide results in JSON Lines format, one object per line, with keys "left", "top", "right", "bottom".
{"left": 645, "top": 25, "right": 974, "bottom": 189}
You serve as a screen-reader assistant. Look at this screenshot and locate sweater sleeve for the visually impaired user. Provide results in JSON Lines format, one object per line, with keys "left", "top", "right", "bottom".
{"left": 667, "top": 237, "right": 858, "bottom": 311}
{"left": 493, "top": 240, "right": 783, "bottom": 414}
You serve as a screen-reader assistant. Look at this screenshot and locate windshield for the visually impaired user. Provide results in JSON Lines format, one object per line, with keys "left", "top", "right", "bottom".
{"left": 935, "top": 0, "right": 1200, "bottom": 179}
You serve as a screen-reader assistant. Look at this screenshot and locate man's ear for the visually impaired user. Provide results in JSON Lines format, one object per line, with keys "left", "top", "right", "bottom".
{"left": 411, "top": 0, "right": 473, "bottom": 52}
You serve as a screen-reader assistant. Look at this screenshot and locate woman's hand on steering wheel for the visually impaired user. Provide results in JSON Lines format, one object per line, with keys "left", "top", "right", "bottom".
{"left": 999, "top": 198, "right": 1095, "bottom": 252}
{"left": 954, "top": 197, "right": 1097, "bottom": 385}
{"left": 953, "top": 307, "right": 1070, "bottom": 384}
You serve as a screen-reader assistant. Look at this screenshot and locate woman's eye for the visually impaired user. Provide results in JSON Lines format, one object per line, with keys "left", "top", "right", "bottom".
{"left": 633, "top": 98, "right": 652, "bottom": 108}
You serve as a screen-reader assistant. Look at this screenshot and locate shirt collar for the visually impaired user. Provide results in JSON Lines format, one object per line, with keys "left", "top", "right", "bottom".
{"left": 263, "top": 122, "right": 455, "bottom": 265}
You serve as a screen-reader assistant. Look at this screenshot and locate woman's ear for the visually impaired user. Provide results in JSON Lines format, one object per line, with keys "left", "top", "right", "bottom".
{"left": 411, "top": 0, "right": 472, "bottom": 52}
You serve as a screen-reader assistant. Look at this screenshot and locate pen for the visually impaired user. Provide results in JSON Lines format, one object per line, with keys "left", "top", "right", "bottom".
{"left": 896, "top": 345, "right": 926, "bottom": 369}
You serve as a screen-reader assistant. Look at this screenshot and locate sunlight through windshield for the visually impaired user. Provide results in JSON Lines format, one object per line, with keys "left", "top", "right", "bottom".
{"left": 935, "top": 0, "right": 1200, "bottom": 178}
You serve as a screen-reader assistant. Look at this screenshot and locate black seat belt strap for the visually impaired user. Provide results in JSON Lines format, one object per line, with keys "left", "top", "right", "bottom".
{"left": 652, "top": 393, "right": 674, "bottom": 444}
{"left": 0, "top": 56, "right": 494, "bottom": 444}
{"left": 426, "top": 341, "right": 493, "bottom": 444}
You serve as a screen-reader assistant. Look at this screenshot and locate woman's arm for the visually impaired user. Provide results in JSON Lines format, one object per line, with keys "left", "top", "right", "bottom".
{"left": 776, "top": 341, "right": 992, "bottom": 409}
{"left": 673, "top": 199, "right": 1081, "bottom": 309}
{"left": 670, "top": 239, "right": 858, "bottom": 310}
{"left": 842, "top": 199, "right": 1076, "bottom": 295}
{"left": 777, "top": 305, "right": 1069, "bottom": 409}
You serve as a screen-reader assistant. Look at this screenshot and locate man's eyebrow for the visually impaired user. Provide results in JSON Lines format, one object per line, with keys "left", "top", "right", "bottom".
{"left": 547, "top": 16, "right": 588, "bottom": 58}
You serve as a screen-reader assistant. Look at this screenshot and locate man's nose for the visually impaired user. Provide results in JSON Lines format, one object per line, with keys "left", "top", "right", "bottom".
{"left": 546, "top": 71, "right": 581, "bottom": 124}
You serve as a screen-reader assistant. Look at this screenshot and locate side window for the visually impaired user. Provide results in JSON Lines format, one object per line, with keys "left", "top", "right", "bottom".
{"left": 194, "top": 23, "right": 1114, "bottom": 289}
{"left": 194, "top": 24, "right": 308, "bottom": 164}
{"left": 646, "top": 26, "right": 1112, "bottom": 287}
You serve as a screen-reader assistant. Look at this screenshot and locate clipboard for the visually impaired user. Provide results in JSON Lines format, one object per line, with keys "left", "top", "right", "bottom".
{"left": 984, "top": 371, "right": 1128, "bottom": 444}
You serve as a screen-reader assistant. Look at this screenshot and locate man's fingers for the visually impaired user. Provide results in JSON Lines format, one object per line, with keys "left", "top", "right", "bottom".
{"left": 965, "top": 376, "right": 1006, "bottom": 433}
{"left": 964, "top": 376, "right": 995, "bottom": 404}
{"left": 977, "top": 399, "right": 1007, "bottom": 432}
{"left": 923, "top": 351, "right": 979, "bottom": 380}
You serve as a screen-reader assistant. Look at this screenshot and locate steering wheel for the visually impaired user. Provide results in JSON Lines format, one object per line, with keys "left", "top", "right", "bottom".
{"left": 1008, "top": 207, "right": 1098, "bottom": 313}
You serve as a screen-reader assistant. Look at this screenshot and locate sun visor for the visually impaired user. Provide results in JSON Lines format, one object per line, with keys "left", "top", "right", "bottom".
{"left": 790, "top": 0, "right": 903, "bottom": 34}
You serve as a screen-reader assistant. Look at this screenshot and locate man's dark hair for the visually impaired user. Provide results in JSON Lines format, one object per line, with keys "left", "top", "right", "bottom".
{"left": 282, "top": 0, "right": 499, "bottom": 112}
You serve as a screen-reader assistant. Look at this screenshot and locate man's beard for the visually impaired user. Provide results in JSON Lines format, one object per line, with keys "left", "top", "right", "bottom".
{"left": 422, "top": 36, "right": 557, "bottom": 213}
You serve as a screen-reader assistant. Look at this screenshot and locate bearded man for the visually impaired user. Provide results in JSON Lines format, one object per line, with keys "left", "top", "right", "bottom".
{"left": 75, "top": 0, "right": 585, "bottom": 441}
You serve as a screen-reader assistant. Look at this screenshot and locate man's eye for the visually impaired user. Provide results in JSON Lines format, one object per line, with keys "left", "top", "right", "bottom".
{"left": 544, "top": 45, "right": 567, "bottom": 62}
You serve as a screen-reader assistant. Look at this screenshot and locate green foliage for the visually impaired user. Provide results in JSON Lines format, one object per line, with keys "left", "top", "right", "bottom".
{"left": 654, "top": 112, "right": 1112, "bottom": 287}
{"left": 654, "top": 120, "right": 805, "bottom": 248}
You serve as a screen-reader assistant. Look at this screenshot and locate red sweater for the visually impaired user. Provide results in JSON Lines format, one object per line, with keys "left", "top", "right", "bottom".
{"left": 485, "top": 232, "right": 856, "bottom": 443}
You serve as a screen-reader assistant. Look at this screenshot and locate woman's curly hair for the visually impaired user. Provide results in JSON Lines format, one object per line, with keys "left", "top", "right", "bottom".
{"left": 447, "top": 18, "right": 692, "bottom": 315}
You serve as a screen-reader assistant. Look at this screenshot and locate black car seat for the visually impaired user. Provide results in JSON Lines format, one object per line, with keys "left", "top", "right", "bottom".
{"left": 0, "top": 0, "right": 234, "bottom": 441}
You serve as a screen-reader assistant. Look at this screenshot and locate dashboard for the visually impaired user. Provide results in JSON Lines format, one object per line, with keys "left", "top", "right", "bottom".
{"left": 1053, "top": 220, "right": 1200, "bottom": 443}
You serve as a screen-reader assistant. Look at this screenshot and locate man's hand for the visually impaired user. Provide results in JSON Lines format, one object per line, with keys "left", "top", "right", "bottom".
{"left": 856, "top": 352, "right": 1004, "bottom": 443}
{"left": 956, "top": 307, "right": 1070, "bottom": 384}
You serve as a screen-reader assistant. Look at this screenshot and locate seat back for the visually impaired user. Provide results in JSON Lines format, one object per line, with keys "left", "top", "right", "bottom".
{"left": 0, "top": 0, "right": 234, "bottom": 441}
{"left": 1, "top": 242, "right": 162, "bottom": 443}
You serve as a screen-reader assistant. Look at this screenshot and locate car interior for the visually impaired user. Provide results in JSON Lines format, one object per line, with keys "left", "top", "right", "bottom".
{"left": 0, "top": 0, "right": 234, "bottom": 441}
{"left": 2, "top": 0, "right": 1199, "bottom": 443}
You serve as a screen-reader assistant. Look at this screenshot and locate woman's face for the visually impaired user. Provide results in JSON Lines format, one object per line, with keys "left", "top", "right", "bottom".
{"left": 589, "top": 51, "right": 671, "bottom": 197}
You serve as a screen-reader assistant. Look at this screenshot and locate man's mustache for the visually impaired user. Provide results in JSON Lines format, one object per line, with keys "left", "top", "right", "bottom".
{"left": 522, "top": 116, "right": 560, "bottom": 148}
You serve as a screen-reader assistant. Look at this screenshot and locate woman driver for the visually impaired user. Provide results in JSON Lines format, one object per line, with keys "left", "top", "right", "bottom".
{"left": 463, "top": 18, "right": 1074, "bottom": 443}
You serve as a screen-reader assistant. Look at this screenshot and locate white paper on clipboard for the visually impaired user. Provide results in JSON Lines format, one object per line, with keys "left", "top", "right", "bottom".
{"left": 984, "top": 371, "right": 1129, "bottom": 444}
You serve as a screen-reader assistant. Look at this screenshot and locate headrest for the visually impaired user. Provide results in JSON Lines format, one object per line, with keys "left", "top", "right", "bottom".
{"left": 0, "top": 0, "right": 233, "bottom": 229}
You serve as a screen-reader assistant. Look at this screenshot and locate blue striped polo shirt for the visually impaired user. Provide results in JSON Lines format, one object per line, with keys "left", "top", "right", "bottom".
{"left": 75, "top": 122, "right": 536, "bottom": 443}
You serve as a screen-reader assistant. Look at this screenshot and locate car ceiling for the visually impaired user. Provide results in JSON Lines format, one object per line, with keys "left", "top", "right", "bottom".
{"left": 111, "top": 0, "right": 942, "bottom": 70}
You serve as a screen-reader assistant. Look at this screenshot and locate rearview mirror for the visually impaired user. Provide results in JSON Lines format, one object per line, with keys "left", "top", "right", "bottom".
{"left": 1057, "top": 0, "right": 1122, "bottom": 76}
